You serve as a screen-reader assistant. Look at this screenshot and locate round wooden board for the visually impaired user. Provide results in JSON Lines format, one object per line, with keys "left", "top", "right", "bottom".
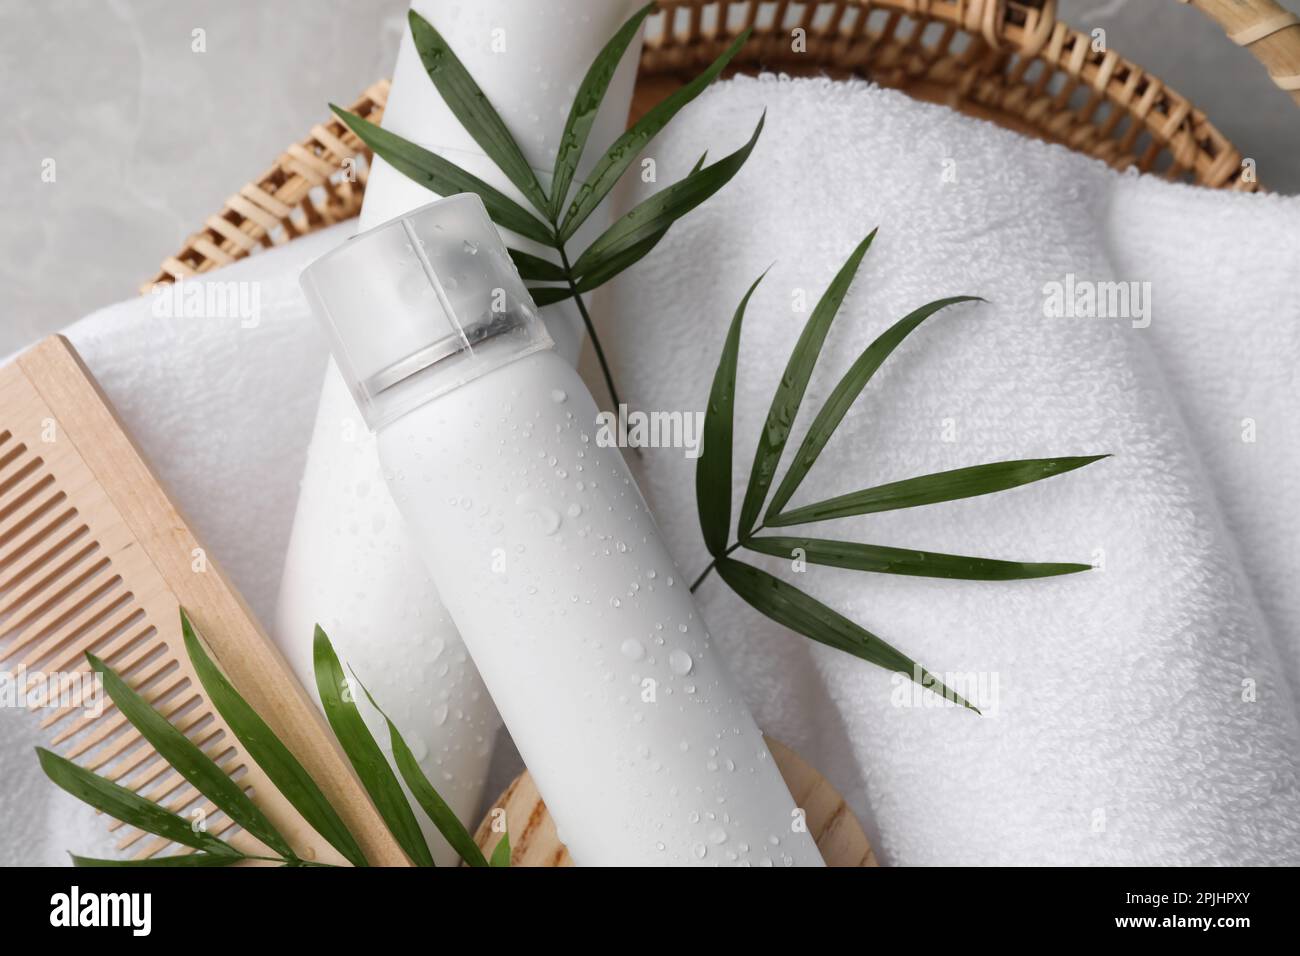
{"left": 472, "top": 737, "right": 876, "bottom": 867}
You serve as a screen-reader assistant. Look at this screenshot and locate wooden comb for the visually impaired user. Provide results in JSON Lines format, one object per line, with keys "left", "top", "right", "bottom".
{"left": 0, "top": 335, "right": 407, "bottom": 865}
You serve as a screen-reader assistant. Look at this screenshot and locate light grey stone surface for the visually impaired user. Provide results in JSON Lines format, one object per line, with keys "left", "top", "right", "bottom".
{"left": 1, "top": 0, "right": 410, "bottom": 359}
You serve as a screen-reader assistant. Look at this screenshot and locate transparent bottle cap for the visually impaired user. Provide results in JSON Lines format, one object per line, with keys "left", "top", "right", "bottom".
{"left": 301, "top": 193, "right": 552, "bottom": 430}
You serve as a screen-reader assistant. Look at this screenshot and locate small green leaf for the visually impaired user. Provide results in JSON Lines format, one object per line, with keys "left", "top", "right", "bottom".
{"left": 86, "top": 652, "right": 295, "bottom": 860}
{"left": 508, "top": 248, "right": 566, "bottom": 282}
{"left": 737, "top": 230, "right": 876, "bottom": 539}
{"left": 550, "top": 2, "right": 657, "bottom": 220}
{"left": 72, "top": 852, "right": 241, "bottom": 867}
{"left": 490, "top": 832, "right": 512, "bottom": 867}
{"left": 408, "top": 11, "right": 549, "bottom": 216}
{"left": 312, "top": 626, "right": 435, "bottom": 867}
{"left": 745, "top": 536, "right": 1091, "bottom": 580}
{"left": 765, "top": 295, "right": 982, "bottom": 521}
{"left": 527, "top": 286, "right": 574, "bottom": 307}
{"left": 352, "top": 674, "right": 489, "bottom": 868}
{"left": 559, "top": 28, "right": 752, "bottom": 241}
{"left": 535, "top": 154, "right": 710, "bottom": 309}
{"left": 569, "top": 227, "right": 666, "bottom": 293}
{"left": 767, "top": 456, "right": 1109, "bottom": 527}
{"left": 37, "top": 748, "right": 241, "bottom": 857}
{"left": 182, "top": 611, "right": 368, "bottom": 867}
{"left": 571, "top": 114, "right": 764, "bottom": 279}
{"left": 527, "top": 156, "right": 710, "bottom": 310}
{"left": 570, "top": 152, "right": 708, "bottom": 288}
{"left": 331, "top": 106, "right": 553, "bottom": 245}
{"left": 714, "top": 558, "right": 979, "bottom": 712}
{"left": 697, "top": 269, "right": 767, "bottom": 557}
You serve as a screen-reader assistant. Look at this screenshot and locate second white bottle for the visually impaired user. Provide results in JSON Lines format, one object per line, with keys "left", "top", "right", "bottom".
{"left": 301, "top": 194, "right": 824, "bottom": 866}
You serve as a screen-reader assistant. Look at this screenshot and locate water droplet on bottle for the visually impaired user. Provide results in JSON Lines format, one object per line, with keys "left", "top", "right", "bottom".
{"left": 515, "top": 492, "right": 561, "bottom": 535}
{"left": 709, "top": 827, "right": 728, "bottom": 845}
{"left": 410, "top": 733, "right": 431, "bottom": 764}
{"left": 566, "top": 503, "right": 582, "bottom": 518}
{"left": 551, "top": 389, "right": 567, "bottom": 403}
{"left": 432, "top": 705, "right": 449, "bottom": 727}
{"left": 620, "top": 637, "right": 645, "bottom": 660}
{"left": 463, "top": 240, "right": 478, "bottom": 255}
{"left": 669, "top": 649, "right": 694, "bottom": 675}
{"left": 693, "top": 843, "right": 707, "bottom": 859}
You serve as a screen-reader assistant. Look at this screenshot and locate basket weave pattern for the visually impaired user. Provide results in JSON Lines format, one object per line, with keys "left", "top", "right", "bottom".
{"left": 144, "top": 0, "right": 1300, "bottom": 291}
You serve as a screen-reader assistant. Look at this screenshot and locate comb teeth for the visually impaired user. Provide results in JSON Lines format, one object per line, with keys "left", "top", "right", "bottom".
{"left": 1, "top": 338, "right": 402, "bottom": 867}
{"left": 0, "top": 411, "right": 257, "bottom": 861}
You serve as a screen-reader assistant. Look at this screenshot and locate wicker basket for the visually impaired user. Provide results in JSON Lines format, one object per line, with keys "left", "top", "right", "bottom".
{"left": 144, "top": 0, "right": 1300, "bottom": 291}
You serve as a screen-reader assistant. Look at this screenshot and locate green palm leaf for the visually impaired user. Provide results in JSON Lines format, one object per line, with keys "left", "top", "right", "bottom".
{"left": 86, "top": 652, "right": 294, "bottom": 860}
{"left": 182, "top": 611, "right": 368, "bottom": 867}
{"left": 737, "top": 229, "right": 876, "bottom": 539}
{"left": 508, "top": 248, "right": 567, "bottom": 282}
{"left": 331, "top": 106, "right": 552, "bottom": 245}
{"left": 571, "top": 115, "right": 764, "bottom": 279}
{"left": 71, "top": 852, "right": 240, "bottom": 867}
{"left": 568, "top": 230, "right": 665, "bottom": 294}
{"left": 408, "top": 10, "right": 549, "bottom": 216}
{"left": 767, "top": 456, "right": 1109, "bottom": 527}
{"left": 37, "top": 748, "right": 241, "bottom": 858}
{"left": 490, "top": 832, "right": 512, "bottom": 867}
{"left": 558, "top": 28, "right": 752, "bottom": 241}
{"left": 535, "top": 154, "right": 709, "bottom": 306}
{"left": 352, "top": 674, "right": 489, "bottom": 868}
{"left": 312, "top": 626, "right": 435, "bottom": 867}
{"left": 697, "top": 269, "right": 767, "bottom": 556}
{"left": 715, "top": 557, "right": 978, "bottom": 711}
{"left": 765, "top": 295, "right": 983, "bottom": 521}
{"left": 745, "top": 535, "right": 1091, "bottom": 580}
{"left": 550, "top": 2, "right": 656, "bottom": 220}
{"left": 528, "top": 286, "right": 575, "bottom": 307}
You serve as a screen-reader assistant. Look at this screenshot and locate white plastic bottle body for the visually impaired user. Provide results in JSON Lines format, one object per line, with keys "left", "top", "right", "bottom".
{"left": 377, "top": 350, "right": 825, "bottom": 867}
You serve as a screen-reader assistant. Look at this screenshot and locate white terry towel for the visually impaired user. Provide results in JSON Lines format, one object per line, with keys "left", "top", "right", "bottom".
{"left": 1105, "top": 180, "right": 1300, "bottom": 705}
{"left": 598, "top": 75, "right": 1300, "bottom": 865}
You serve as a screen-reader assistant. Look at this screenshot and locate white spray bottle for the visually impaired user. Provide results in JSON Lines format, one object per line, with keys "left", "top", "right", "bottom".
{"left": 301, "top": 194, "right": 824, "bottom": 866}
{"left": 274, "top": 0, "right": 644, "bottom": 863}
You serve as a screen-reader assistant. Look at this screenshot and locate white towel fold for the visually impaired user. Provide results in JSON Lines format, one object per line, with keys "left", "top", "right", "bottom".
{"left": 598, "top": 74, "right": 1300, "bottom": 865}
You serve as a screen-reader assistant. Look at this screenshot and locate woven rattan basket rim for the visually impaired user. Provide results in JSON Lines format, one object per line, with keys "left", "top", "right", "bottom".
{"left": 144, "top": 0, "right": 1299, "bottom": 291}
